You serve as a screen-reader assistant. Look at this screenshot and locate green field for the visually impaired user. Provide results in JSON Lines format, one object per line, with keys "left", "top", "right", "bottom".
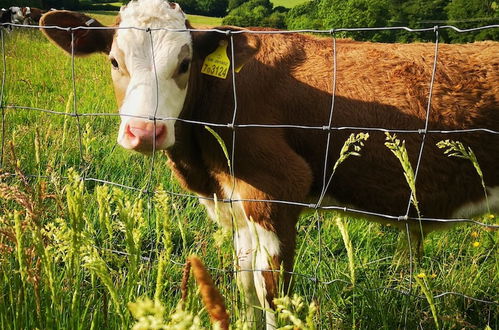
{"left": 271, "top": 0, "right": 310, "bottom": 8}
{"left": 0, "top": 28, "right": 497, "bottom": 329}
{"left": 85, "top": 0, "right": 309, "bottom": 10}
{"left": 85, "top": 11, "right": 222, "bottom": 27}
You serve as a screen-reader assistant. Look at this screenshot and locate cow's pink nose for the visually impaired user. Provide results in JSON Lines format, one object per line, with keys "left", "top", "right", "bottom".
{"left": 123, "top": 119, "right": 167, "bottom": 152}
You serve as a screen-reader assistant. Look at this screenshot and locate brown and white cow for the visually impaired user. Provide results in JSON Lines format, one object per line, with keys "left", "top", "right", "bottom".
{"left": 7, "top": 6, "right": 23, "bottom": 24}
{"left": 21, "top": 7, "right": 46, "bottom": 25}
{"left": 40, "top": 0, "right": 498, "bottom": 327}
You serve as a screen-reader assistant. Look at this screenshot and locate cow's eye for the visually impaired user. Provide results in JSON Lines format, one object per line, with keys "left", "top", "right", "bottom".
{"left": 178, "top": 58, "right": 190, "bottom": 74}
{"left": 110, "top": 57, "right": 119, "bottom": 70}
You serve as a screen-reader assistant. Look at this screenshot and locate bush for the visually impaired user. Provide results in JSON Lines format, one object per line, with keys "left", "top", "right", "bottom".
{"left": 177, "top": 0, "right": 228, "bottom": 17}
{"left": 0, "top": 0, "right": 43, "bottom": 9}
{"left": 445, "top": 0, "right": 499, "bottom": 42}
{"left": 284, "top": 0, "right": 498, "bottom": 43}
{"left": 285, "top": 1, "right": 323, "bottom": 30}
{"left": 78, "top": 1, "right": 120, "bottom": 11}
{"left": 223, "top": 0, "right": 287, "bottom": 28}
{"left": 43, "top": 0, "right": 79, "bottom": 10}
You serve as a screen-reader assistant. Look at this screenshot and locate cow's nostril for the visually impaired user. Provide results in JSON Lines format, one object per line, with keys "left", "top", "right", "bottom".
{"left": 121, "top": 120, "right": 167, "bottom": 151}
{"left": 125, "top": 123, "right": 136, "bottom": 138}
{"left": 154, "top": 124, "right": 165, "bottom": 139}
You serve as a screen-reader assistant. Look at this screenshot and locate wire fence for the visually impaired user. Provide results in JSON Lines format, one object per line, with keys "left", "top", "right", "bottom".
{"left": 0, "top": 21, "right": 498, "bottom": 325}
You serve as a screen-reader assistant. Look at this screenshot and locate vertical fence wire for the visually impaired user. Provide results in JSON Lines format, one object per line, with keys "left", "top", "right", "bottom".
{"left": 0, "top": 28, "right": 6, "bottom": 168}
{"left": 146, "top": 27, "right": 161, "bottom": 271}
{"left": 313, "top": 32, "right": 339, "bottom": 327}
{"left": 317, "top": 32, "right": 338, "bottom": 208}
{"left": 70, "top": 30, "right": 86, "bottom": 178}
{"left": 227, "top": 32, "right": 243, "bottom": 323}
{"left": 401, "top": 26, "right": 440, "bottom": 328}
{"left": 228, "top": 32, "right": 239, "bottom": 196}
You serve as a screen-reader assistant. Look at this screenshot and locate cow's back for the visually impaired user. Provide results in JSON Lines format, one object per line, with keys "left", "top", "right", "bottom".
{"left": 181, "top": 31, "right": 498, "bottom": 219}
{"left": 235, "top": 34, "right": 499, "bottom": 218}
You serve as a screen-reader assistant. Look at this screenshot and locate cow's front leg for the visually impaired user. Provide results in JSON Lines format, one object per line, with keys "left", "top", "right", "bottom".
{"left": 234, "top": 224, "right": 265, "bottom": 327}
{"left": 199, "top": 195, "right": 267, "bottom": 327}
{"left": 245, "top": 215, "right": 298, "bottom": 329}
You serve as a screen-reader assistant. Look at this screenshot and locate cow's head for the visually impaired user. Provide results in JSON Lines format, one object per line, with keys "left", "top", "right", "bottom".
{"left": 40, "top": 0, "right": 259, "bottom": 153}
{"left": 10, "top": 6, "right": 24, "bottom": 23}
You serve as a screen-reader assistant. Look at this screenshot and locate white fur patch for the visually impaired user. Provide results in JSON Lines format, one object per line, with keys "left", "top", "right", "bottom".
{"left": 452, "top": 186, "right": 499, "bottom": 218}
{"left": 199, "top": 192, "right": 247, "bottom": 230}
{"left": 199, "top": 184, "right": 279, "bottom": 328}
{"left": 114, "top": 0, "right": 192, "bottom": 149}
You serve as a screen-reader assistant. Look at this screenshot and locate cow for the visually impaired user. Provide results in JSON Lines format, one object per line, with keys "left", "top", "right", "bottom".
{"left": 39, "top": 0, "right": 498, "bottom": 328}
{"left": 0, "top": 6, "right": 23, "bottom": 27}
{"left": 0, "top": 8, "right": 12, "bottom": 28}
{"left": 9, "top": 6, "right": 24, "bottom": 24}
{"left": 0, "top": 6, "right": 46, "bottom": 26}
{"left": 21, "top": 7, "right": 46, "bottom": 25}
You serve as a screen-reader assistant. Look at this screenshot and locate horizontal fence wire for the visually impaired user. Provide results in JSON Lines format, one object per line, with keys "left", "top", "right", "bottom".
{"left": 3, "top": 22, "right": 498, "bottom": 33}
{"left": 6, "top": 104, "right": 499, "bottom": 135}
{"left": 0, "top": 22, "right": 498, "bottom": 316}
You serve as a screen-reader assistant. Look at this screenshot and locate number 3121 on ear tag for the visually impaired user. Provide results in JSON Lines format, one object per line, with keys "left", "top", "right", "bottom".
{"left": 201, "top": 40, "right": 231, "bottom": 79}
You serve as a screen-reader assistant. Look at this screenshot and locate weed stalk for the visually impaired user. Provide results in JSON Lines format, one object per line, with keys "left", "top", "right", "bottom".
{"left": 437, "top": 140, "right": 490, "bottom": 213}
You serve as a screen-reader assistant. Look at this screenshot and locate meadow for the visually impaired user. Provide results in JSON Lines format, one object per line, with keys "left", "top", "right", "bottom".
{"left": 0, "top": 16, "right": 497, "bottom": 329}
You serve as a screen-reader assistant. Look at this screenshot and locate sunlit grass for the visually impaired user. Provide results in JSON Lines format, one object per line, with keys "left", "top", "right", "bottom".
{"left": 84, "top": 11, "right": 223, "bottom": 28}
{"left": 187, "top": 14, "right": 223, "bottom": 27}
{"left": 271, "top": 0, "right": 310, "bottom": 8}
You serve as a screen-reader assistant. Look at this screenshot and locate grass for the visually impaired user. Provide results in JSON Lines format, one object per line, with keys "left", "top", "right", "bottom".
{"left": 85, "top": 11, "right": 222, "bottom": 27}
{"left": 271, "top": 0, "right": 310, "bottom": 8}
{"left": 0, "top": 28, "right": 498, "bottom": 329}
{"left": 186, "top": 14, "right": 223, "bottom": 27}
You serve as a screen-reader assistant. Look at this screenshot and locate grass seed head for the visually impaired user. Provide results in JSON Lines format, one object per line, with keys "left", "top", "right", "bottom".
{"left": 188, "top": 255, "right": 229, "bottom": 330}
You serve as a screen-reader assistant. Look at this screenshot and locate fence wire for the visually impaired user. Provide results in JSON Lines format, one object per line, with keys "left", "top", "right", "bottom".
{"left": 0, "top": 22, "right": 498, "bottom": 324}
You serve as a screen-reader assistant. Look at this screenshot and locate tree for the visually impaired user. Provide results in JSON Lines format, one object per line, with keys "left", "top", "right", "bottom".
{"left": 197, "top": 0, "right": 229, "bottom": 17}
{"left": 223, "top": 0, "right": 287, "bottom": 28}
{"left": 285, "top": 1, "right": 323, "bottom": 30}
{"left": 391, "top": 0, "right": 448, "bottom": 42}
{"left": 176, "top": 0, "right": 198, "bottom": 14}
{"left": 445, "top": 0, "right": 499, "bottom": 42}
{"left": 317, "top": 0, "right": 396, "bottom": 41}
{"left": 43, "top": 0, "right": 79, "bottom": 10}
{"left": 227, "top": 0, "right": 246, "bottom": 12}
{"left": 177, "top": 0, "right": 228, "bottom": 17}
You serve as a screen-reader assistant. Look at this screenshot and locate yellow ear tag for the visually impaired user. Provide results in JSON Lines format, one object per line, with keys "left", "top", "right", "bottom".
{"left": 201, "top": 40, "right": 231, "bottom": 79}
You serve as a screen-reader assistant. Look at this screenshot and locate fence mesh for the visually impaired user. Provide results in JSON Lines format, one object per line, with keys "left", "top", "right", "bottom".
{"left": 0, "top": 21, "right": 498, "bottom": 327}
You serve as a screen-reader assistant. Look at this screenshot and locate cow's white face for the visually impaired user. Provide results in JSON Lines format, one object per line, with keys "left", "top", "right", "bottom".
{"left": 10, "top": 6, "right": 24, "bottom": 22}
{"left": 111, "top": 0, "right": 192, "bottom": 152}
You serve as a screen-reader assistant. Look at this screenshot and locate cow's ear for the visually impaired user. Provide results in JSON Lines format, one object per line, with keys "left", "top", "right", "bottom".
{"left": 40, "top": 10, "right": 114, "bottom": 56}
{"left": 191, "top": 26, "right": 260, "bottom": 71}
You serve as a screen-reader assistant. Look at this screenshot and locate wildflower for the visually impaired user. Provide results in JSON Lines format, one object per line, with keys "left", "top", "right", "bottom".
{"left": 472, "top": 241, "right": 481, "bottom": 248}
{"left": 128, "top": 297, "right": 169, "bottom": 330}
{"left": 416, "top": 272, "right": 426, "bottom": 279}
{"left": 470, "top": 231, "right": 479, "bottom": 238}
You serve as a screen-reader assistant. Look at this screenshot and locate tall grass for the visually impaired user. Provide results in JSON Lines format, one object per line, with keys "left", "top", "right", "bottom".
{"left": 0, "top": 28, "right": 497, "bottom": 329}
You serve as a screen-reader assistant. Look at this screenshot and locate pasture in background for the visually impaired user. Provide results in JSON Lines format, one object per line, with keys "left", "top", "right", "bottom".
{"left": 0, "top": 22, "right": 498, "bottom": 329}
{"left": 83, "top": 11, "right": 223, "bottom": 27}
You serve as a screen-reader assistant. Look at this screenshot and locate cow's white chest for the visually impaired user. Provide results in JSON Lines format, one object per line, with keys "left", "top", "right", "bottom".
{"left": 197, "top": 184, "right": 280, "bottom": 328}
{"left": 198, "top": 192, "right": 247, "bottom": 229}
{"left": 452, "top": 186, "right": 499, "bottom": 218}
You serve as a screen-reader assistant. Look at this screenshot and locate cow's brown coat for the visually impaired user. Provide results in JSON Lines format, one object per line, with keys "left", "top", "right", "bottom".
{"left": 171, "top": 29, "right": 498, "bottom": 226}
